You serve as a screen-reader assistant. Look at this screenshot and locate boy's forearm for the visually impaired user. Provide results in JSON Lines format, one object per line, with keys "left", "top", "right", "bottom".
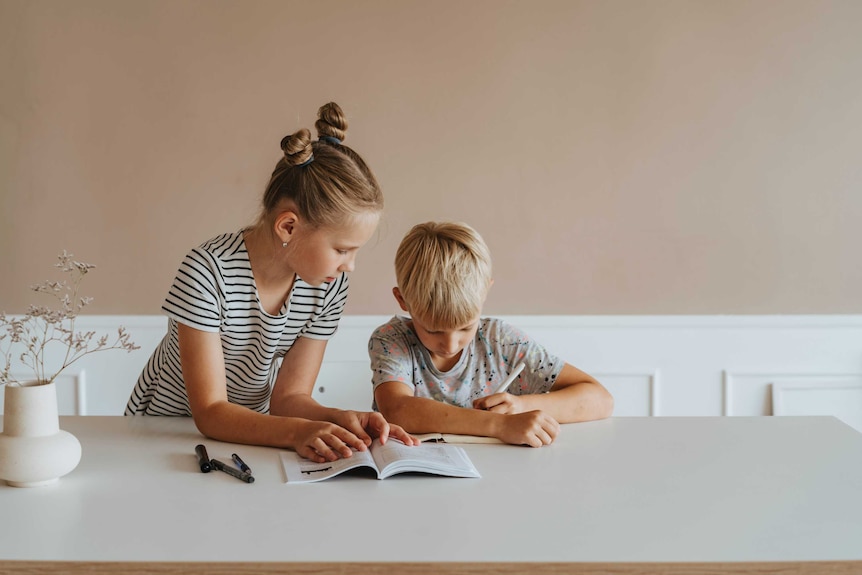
{"left": 517, "top": 382, "right": 614, "bottom": 423}
{"left": 383, "top": 396, "right": 505, "bottom": 437}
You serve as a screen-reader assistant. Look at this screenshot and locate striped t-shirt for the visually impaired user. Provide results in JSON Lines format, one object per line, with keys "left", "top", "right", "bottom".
{"left": 125, "top": 230, "right": 348, "bottom": 416}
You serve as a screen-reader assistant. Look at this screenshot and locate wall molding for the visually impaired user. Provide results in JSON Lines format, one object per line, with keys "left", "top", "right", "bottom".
{"left": 723, "top": 370, "right": 862, "bottom": 417}
{"left": 2, "top": 315, "right": 860, "bottom": 418}
{"left": 772, "top": 378, "right": 862, "bottom": 432}
{"left": 2, "top": 369, "right": 87, "bottom": 415}
{"left": 591, "top": 369, "right": 661, "bottom": 416}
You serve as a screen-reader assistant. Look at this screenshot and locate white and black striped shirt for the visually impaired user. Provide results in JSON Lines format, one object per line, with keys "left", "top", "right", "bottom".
{"left": 125, "top": 231, "right": 348, "bottom": 416}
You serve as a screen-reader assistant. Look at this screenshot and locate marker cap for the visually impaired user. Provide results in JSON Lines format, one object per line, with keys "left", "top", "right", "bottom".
{"left": 195, "top": 444, "right": 212, "bottom": 473}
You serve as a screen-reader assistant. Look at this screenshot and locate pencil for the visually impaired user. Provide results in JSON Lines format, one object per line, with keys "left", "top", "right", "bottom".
{"left": 490, "top": 362, "right": 526, "bottom": 395}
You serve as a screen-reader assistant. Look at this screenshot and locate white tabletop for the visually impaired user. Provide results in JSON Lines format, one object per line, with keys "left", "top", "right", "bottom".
{"left": 1, "top": 415, "right": 862, "bottom": 574}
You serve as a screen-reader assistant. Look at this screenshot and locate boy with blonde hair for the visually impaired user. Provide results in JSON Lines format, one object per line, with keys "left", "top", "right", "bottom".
{"left": 369, "top": 222, "right": 613, "bottom": 447}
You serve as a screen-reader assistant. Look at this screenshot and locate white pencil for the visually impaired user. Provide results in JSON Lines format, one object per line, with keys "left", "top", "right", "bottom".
{"left": 490, "top": 362, "right": 526, "bottom": 395}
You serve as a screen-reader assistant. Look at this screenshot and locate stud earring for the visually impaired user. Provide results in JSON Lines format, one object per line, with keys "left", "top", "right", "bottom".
{"left": 282, "top": 242, "right": 288, "bottom": 248}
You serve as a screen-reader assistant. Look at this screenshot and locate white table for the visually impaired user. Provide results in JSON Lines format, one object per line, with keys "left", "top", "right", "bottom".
{"left": 1, "top": 415, "right": 861, "bottom": 574}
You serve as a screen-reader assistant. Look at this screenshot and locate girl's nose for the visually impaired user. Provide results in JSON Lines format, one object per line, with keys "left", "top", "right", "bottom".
{"left": 339, "top": 255, "right": 356, "bottom": 273}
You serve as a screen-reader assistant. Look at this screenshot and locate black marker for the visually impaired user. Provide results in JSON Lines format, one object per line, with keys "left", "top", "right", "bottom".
{"left": 231, "top": 452, "right": 251, "bottom": 474}
{"left": 195, "top": 444, "right": 212, "bottom": 473}
{"left": 211, "top": 458, "right": 255, "bottom": 483}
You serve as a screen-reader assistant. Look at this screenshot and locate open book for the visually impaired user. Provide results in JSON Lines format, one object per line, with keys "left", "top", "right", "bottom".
{"left": 415, "top": 433, "right": 504, "bottom": 444}
{"left": 280, "top": 438, "right": 481, "bottom": 483}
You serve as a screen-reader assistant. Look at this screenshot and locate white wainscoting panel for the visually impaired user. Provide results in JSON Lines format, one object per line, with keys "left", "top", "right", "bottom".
{"left": 1, "top": 316, "right": 167, "bottom": 416}
{"left": 0, "top": 370, "right": 87, "bottom": 415}
{"left": 772, "top": 378, "right": 862, "bottom": 433}
{"left": 2, "top": 315, "right": 861, "bottom": 420}
{"left": 590, "top": 370, "right": 659, "bottom": 416}
{"left": 723, "top": 371, "right": 862, "bottom": 418}
{"left": 313, "top": 359, "right": 375, "bottom": 412}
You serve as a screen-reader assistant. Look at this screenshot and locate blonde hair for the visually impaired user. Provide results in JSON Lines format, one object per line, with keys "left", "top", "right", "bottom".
{"left": 395, "top": 222, "right": 492, "bottom": 330}
{"left": 258, "top": 102, "right": 382, "bottom": 230}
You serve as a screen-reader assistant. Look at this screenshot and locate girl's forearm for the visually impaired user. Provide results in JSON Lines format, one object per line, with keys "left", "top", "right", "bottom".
{"left": 193, "top": 401, "right": 307, "bottom": 448}
{"left": 270, "top": 392, "right": 342, "bottom": 422}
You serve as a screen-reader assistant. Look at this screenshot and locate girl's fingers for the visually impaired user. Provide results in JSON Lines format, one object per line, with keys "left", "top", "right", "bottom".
{"left": 299, "top": 447, "right": 326, "bottom": 463}
{"left": 365, "top": 412, "right": 390, "bottom": 443}
{"left": 310, "top": 437, "right": 341, "bottom": 461}
{"left": 329, "top": 427, "right": 366, "bottom": 454}
{"left": 338, "top": 411, "right": 378, "bottom": 445}
{"left": 389, "top": 425, "right": 420, "bottom": 445}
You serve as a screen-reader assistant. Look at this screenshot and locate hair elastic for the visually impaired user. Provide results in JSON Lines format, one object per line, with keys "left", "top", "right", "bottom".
{"left": 320, "top": 136, "right": 342, "bottom": 145}
{"left": 280, "top": 134, "right": 315, "bottom": 167}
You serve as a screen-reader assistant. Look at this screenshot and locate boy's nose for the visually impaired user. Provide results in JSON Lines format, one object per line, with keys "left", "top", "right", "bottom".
{"left": 440, "top": 335, "right": 460, "bottom": 354}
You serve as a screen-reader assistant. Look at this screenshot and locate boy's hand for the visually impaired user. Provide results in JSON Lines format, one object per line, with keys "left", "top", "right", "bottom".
{"left": 493, "top": 410, "right": 560, "bottom": 447}
{"left": 472, "top": 392, "right": 525, "bottom": 414}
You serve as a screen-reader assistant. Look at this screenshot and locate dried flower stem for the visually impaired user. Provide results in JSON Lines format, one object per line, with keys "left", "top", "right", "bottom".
{"left": 0, "top": 251, "right": 140, "bottom": 386}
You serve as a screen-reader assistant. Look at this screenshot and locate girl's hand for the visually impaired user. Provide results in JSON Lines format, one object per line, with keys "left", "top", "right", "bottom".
{"left": 472, "top": 392, "right": 526, "bottom": 414}
{"left": 294, "top": 420, "right": 367, "bottom": 463}
{"left": 493, "top": 410, "right": 560, "bottom": 447}
{"left": 332, "top": 410, "right": 421, "bottom": 447}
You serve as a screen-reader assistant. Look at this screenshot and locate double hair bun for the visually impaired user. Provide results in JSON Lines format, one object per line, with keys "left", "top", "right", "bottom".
{"left": 281, "top": 102, "right": 347, "bottom": 167}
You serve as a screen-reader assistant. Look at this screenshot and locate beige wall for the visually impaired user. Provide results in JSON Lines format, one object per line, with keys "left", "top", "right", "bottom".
{"left": 2, "top": 0, "right": 860, "bottom": 316}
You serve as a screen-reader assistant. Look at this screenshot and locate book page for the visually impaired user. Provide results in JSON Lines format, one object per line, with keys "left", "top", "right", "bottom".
{"left": 369, "top": 439, "right": 481, "bottom": 479}
{"left": 415, "top": 433, "right": 504, "bottom": 444}
{"left": 280, "top": 449, "right": 377, "bottom": 483}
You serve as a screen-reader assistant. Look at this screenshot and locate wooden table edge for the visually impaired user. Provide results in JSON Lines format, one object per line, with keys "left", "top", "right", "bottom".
{"left": 2, "top": 560, "right": 861, "bottom": 575}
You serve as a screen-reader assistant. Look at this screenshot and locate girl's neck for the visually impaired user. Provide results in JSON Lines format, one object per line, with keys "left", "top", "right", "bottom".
{"left": 243, "top": 225, "right": 296, "bottom": 290}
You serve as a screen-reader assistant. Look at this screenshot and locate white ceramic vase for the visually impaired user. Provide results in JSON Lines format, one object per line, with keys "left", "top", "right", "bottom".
{"left": 0, "top": 381, "right": 82, "bottom": 487}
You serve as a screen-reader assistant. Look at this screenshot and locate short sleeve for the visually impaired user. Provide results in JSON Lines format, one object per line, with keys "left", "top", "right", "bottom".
{"left": 490, "top": 319, "right": 564, "bottom": 395}
{"left": 299, "top": 273, "right": 349, "bottom": 340}
{"left": 368, "top": 322, "right": 417, "bottom": 392}
{"left": 161, "top": 247, "right": 222, "bottom": 333}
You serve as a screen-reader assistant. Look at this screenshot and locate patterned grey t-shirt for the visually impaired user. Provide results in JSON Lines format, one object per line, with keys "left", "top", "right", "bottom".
{"left": 368, "top": 316, "right": 564, "bottom": 409}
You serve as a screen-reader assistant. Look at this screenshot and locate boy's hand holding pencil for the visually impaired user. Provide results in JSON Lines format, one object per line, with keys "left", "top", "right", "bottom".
{"left": 472, "top": 362, "right": 525, "bottom": 413}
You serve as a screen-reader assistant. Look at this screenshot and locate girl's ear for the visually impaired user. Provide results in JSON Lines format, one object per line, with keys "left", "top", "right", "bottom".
{"left": 274, "top": 211, "right": 299, "bottom": 246}
{"left": 392, "top": 287, "right": 410, "bottom": 312}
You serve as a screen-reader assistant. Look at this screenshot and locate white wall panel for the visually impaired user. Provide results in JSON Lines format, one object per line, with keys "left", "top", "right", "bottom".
{"left": 2, "top": 315, "right": 860, "bottom": 421}
{"left": 723, "top": 371, "right": 862, "bottom": 417}
{"left": 0, "top": 369, "right": 86, "bottom": 415}
{"left": 591, "top": 371, "right": 659, "bottom": 416}
{"left": 771, "top": 377, "right": 862, "bottom": 432}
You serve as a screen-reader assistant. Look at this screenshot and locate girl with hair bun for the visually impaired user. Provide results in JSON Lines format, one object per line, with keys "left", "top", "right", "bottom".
{"left": 126, "top": 102, "right": 418, "bottom": 462}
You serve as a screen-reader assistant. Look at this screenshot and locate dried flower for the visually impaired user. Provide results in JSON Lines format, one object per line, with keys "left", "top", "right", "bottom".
{"left": 0, "top": 251, "right": 140, "bottom": 386}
